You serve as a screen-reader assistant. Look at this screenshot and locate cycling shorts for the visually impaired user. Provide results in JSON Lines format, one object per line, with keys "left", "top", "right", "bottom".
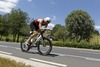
{"left": 30, "top": 21, "right": 39, "bottom": 31}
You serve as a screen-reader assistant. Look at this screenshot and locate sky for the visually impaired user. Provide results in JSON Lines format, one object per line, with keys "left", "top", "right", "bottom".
{"left": 0, "top": 0, "right": 100, "bottom": 31}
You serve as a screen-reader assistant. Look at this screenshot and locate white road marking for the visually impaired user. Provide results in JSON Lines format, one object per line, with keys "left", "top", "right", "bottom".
{"left": 0, "top": 44, "right": 20, "bottom": 50}
{"left": 52, "top": 52, "right": 100, "bottom": 62}
{"left": 0, "top": 45, "right": 8, "bottom": 48}
{"left": 30, "top": 58, "right": 67, "bottom": 67}
{"left": 0, "top": 53, "right": 62, "bottom": 67}
{"left": 85, "top": 57, "right": 100, "bottom": 62}
{"left": 0, "top": 51, "right": 12, "bottom": 55}
{"left": 80, "top": 51, "right": 100, "bottom": 55}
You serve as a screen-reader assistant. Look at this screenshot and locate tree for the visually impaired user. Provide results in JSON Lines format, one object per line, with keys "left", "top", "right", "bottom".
{"left": 93, "top": 30, "right": 99, "bottom": 35}
{"left": 9, "top": 9, "right": 29, "bottom": 42}
{"left": 0, "top": 14, "right": 3, "bottom": 39}
{"left": 65, "top": 10, "right": 94, "bottom": 42}
{"left": 52, "top": 24, "right": 62, "bottom": 34}
{"left": 20, "top": 24, "right": 30, "bottom": 36}
{"left": 0, "top": 14, "right": 10, "bottom": 40}
{"left": 52, "top": 24, "right": 67, "bottom": 40}
{"left": 1, "top": 14, "right": 10, "bottom": 36}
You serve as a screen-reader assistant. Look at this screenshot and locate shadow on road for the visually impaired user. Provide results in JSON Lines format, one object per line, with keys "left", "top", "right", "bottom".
{"left": 26, "top": 51, "right": 39, "bottom": 54}
{"left": 47, "top": 53, "right": 59, "bottom": 57}
{"left": 24, "top": 51, "right": 59, "bottom": 57}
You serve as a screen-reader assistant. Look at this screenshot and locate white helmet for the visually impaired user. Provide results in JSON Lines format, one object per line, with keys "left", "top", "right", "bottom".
{"left": 44, "top": 17, "right": 51, "bottom": 23}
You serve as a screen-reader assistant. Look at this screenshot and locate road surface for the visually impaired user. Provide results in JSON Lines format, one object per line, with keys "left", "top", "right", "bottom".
{"left": 0, "top": 41, "right": 100, "bottom": 67}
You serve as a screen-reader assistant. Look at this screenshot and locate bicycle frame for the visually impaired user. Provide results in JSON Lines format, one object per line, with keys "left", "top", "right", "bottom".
{"left": 31, "top": 31, "right": 45, "bottom": 46}
{"left": 34, "top": 34, "right": 42, "bottom": 44}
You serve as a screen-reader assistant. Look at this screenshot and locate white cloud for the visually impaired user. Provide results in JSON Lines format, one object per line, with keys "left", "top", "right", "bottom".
{"left": 95, "top": 26, "right": 100, "bottom": 29}
{"left": 0, "top": 0, "right": 19, "bottom": 13}
{"left": 51, "top": 1, "right": 55, "bottom": 5}
{"left": 6, "top": 0, "right": 19, "bottom": 3}
{"left": 95, "top": 26, "right": 100, "bottom": 33}
{"left": 52, "top": 16, "right": 56, "bottom": 20}
{"left": 48, "top": 23, "right": 55, "bottom": 29}
{"left": 27, "top": 0, "right": 32, "bottom": 2}
{"left": 49, "top": 0, "right": 56, "bottom": 5}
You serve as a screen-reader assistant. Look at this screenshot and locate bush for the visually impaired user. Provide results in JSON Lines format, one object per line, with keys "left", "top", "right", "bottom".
{"left": 52, "top": 41, "right": 63, "bottom": 46}
{"left": 52, "top": 40, "right": 100, "bottom": 50}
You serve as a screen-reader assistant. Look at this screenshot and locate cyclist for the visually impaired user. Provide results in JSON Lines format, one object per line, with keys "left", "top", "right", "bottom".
{"left": 26, "top": 17, "right": 51, "bottom": 45}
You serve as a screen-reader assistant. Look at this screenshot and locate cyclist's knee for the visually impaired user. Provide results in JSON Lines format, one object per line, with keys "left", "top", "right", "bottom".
{"left": 34, "top": 31, "right": 38, "bottom": 35}
{"left": 30, "top": 31, "right": 38, "bottom": 37}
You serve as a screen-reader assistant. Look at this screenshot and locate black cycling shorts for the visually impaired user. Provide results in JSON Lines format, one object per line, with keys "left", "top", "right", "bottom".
{"left": 30, "top": 21, "right": 39, "bottom": 31}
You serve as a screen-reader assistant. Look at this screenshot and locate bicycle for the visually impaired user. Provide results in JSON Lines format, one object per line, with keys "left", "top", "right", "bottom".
{"left": 20, "top": 30, "right": 52, "bottom": 55}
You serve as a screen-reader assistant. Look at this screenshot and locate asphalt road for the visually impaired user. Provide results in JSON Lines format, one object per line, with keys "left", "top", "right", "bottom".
{"left": 0, "top": 41, "right": 100, "bottom": 67}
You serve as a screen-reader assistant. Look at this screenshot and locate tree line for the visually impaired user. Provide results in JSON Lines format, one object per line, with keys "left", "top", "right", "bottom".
{"left": 0, "top": 9, "right": 99, "bottom": 42}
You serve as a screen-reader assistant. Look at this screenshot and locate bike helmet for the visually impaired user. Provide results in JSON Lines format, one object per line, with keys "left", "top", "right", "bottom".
{"left": 44, "top": 17, "right": 51, "bottom": 23}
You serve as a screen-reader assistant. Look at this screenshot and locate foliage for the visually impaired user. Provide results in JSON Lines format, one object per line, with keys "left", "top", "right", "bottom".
{"left": 52, "top": 40, "right": 100, "bottom": 50}
{"left": 93, "top": 30, "right": 99, "bottom": 35}
{"left": 20, "top": 25, "right": 30, "bottom": 36}
{"left": 52, "top": 24, "right": 62, "bottom": 34}
{"left": 9, "top": 9, "right": 29, "bottom": 42}
{"left": 65, "top": 10, "right": 95, "bottom": 42}
{"left": 0, "top": 14, "right": 10, "bottom": 39}
{"left": 0, "top": 9, "right": 30, "bottom": 42}
{"left": 52, "top": 24, "right": 67, "bottom": 40}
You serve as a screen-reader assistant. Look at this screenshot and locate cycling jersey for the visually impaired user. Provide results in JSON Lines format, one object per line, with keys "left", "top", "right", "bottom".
{"left": 35, "top": 19, "right": 45, "bottom": 26}
{"left": 30, "top": 19, "right": 45, "bottom": 31}
{"left": 35, "top": 19, "right": 39, "bottom": 25}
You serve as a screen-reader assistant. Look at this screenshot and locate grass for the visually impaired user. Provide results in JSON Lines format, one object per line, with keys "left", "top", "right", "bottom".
{"left": 0, "top": 57, "right": 31, "bottom": 67}
{"left": 90, "top": 35, "right": 100, "bottom": 44}
{"left": 51, "top": 35, "right": 100, "bottom": 50}
{"left": 1, "top": 34, "right": 100, "bottom": 50}
{"left": 0, "top": 35, "right": 23, "bottom": 42}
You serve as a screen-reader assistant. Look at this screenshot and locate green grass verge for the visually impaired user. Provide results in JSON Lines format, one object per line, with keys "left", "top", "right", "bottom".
{"left": 52, "top": 40, "right": 100, "bottom": 50}
{"left": 1, "top": 35, "right": 100, "bottom": 50}
{"left": 0, "top": 57, "right": 32, "bottom": 67}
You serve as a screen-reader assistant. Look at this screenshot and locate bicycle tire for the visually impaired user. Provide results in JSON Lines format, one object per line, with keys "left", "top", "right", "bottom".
{"left": 37, "top": 37, "right": 52, "bottom": 55}
{"left": 20, "top": 36, "right": 30, "bottom": 52}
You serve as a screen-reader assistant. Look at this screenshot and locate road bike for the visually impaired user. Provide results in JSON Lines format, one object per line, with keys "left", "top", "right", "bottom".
{"left": 20, "top": 30, "right": 52, "bottom": 55}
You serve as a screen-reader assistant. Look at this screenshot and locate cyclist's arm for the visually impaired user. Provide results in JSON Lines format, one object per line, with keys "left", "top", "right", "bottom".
{"left": 44, "top": 24, "right": 48, "bottom": 28}
{"left": 38, "top": 19, "right": 50, "bottom": 30}
{"left": 45, "top": 24, "right": 48, "bottom": 28}
{"left": 38, "top": 19, "right": 43, "bottom": 30}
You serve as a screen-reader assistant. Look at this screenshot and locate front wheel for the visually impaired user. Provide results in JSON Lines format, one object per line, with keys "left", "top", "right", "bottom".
{"left": 37, "top": 37, "right": 52, "bottom": 55}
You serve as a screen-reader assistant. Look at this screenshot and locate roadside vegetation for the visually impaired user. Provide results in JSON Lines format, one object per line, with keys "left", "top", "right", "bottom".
{"left": 0, "top": 57, "right": 31, "bottom": 67}
{"left": 0, "top": 9, "right": 100, "bottom": 50}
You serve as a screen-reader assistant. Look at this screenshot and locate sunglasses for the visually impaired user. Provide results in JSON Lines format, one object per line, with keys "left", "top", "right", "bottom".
{"left": 47, "top": 21, "right": 50, "bottom": 23}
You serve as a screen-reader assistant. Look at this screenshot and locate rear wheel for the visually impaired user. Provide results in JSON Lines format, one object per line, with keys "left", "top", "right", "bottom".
{"left": 20, "top": 36, "right": 30, "bottom": 52}
{"left": 37, "top": 37, "right": 52, "bottom": 55}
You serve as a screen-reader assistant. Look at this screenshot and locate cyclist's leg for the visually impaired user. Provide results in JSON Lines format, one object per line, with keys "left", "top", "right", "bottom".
{"left": 26, "top": 31, "right": 38, "bottom": 44}
{"left": 26, "top": 22, "right": 39, "bottom": 45}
